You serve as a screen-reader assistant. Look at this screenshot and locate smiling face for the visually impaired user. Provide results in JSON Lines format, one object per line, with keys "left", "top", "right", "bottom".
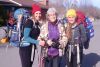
{"left": 33, "top": 11, "right": 41, "bottom": 21}
{"left": 67, "top": 16, "right": 76, "bottom": 24}
{"left": 47, "top": 13, "right": 57, "bottom": 23}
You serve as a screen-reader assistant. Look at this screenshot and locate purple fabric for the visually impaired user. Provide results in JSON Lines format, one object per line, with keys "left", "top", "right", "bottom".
{"left": 48, "top": 22, "right": 60, "bottom": 40}
{"left": 47, "top": 47, "right": 59, "bottom": 57}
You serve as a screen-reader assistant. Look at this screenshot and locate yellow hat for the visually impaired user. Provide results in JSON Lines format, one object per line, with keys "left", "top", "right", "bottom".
{"left": 66, "top": 9, "right": 76, "bottom": 17}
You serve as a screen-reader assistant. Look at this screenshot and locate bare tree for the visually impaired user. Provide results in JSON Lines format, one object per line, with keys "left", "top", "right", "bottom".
{"left": 48, "top": 0, "right": 100, "bottom": 19}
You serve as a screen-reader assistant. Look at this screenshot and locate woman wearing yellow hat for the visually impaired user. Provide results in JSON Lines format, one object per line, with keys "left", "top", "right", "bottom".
{"left": 65, "top": 9, "right": 87, "bottom": 67}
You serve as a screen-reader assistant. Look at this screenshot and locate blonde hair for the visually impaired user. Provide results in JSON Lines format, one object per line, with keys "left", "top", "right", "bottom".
{"left": 66, "top": 23, "right": 73, "bottom": 41}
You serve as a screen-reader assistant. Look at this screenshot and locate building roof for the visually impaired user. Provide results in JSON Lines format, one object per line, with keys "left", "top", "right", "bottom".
{"left": 0, "top": 0, "right": 48, "bottom": 9}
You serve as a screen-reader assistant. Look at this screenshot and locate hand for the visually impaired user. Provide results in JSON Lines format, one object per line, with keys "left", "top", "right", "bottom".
{"left": 59, "top": 44, "right": 65, "bottom": 49}
{"left": 39, "top": 40, "right": 45, "bottom": 46}
{"left": 62, "top": 37, "right": 68, "bottom": 42}
{"left": 47, "top": 40, "right": 53, "bottom": 46}
{"left": 37, "top": 37, "right": 41, "bottom": 41}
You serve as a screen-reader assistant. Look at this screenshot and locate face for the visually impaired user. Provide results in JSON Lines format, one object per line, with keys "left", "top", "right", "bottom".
{"left": 48, "top": 13, "right": 57, "bottom": 23}
{"left": 33, "top": 11, "right": 41, "bottom": 21}
{"left": 67, "top": 16, "right": 76, "bottom": 24}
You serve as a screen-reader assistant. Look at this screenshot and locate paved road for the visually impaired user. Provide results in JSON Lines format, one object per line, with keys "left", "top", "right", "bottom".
{"left": 0, "top": 20, "right": 100, "bottom": 67}
{"left": 82, "top": 19, "right": 100, "bottom": 67}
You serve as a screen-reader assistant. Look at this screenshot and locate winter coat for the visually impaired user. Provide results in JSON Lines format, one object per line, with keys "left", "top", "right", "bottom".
{"left": 65, "top": 23, "right": 87, "bottom": 44}
{"left": 38, "top": 20, "right": 68, "bottom": 48}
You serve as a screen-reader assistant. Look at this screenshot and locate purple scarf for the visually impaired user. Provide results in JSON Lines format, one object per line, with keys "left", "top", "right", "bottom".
{"left": 48, "top": 21, "right": 60, "bottom": 40}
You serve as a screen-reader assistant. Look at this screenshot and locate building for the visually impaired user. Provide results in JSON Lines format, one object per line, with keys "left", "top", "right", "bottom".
{"left": 0, "top": 0, "right": 49, "bottom": 26}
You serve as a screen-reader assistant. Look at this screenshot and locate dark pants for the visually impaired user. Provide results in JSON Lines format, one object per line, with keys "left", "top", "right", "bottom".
{"left": 69, "top": 44, "right": 83, "bottom": 67}
{"left": 45, "top": 56, "right": 59, "bottom": 67}
{"left": 59, "top": 55, "right": 67, "bottom": 67}
{"left": 19, "top": 45, "right": 33, "bottom": 67}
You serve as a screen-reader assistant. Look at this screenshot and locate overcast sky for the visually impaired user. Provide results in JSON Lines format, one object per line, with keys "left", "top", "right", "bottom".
{"left": 49, "top": 0, "right": 100, "bottom": 8}
{"left": 92, "top": 0, "right": 100, "bottom": 8}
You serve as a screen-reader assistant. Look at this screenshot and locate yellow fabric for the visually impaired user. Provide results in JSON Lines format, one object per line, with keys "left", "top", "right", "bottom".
{"left": 0, "top": 37, "right": 9, "bottom": 44}
{"left": 66, "top": 9, "right": 76, "bottom": 17}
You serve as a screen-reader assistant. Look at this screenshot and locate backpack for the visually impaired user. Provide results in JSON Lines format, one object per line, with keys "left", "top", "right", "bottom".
{"left": 61, "top": 17, "right": 68, "bottom": 24}
{"left": 76, "top": 10, "right": 87, "bottom": 27}
{"left": 9, "top": 8, "right": 30, "bottom": 47}
{"left": 76, "top": 11, "right": 94, "bottom": 39}
{"left": 0, "top": 27, "right": 7, "bottom": 39}
{"left": 85, "top": 17, "right": 94, "bottom": 39}
{"left": 83, "top": 17, "right": 94, "bottom": 49}
{"left": 0, "top": 27, "right": 9, "bottom": 44}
